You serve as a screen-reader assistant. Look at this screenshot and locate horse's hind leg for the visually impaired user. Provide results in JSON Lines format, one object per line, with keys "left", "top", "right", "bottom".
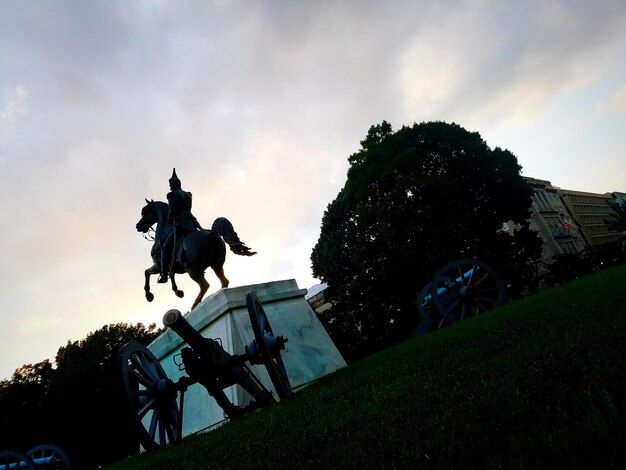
{"left": 144, "top": 265, "right": 159, "bottom": 302}
{"left": 213, "top": 265, "right": 229, "bottom": 288}
{"left": 188, "top": 269, "right": 210, "bottom": 311}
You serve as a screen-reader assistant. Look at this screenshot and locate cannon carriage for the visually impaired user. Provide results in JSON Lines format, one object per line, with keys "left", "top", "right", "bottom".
{"left": 0, "top": 445, "right": 71, "bottom": 470}
{"left": 413, "top": 259, "right": 507, "bottom": 336}
{"left": 117, "top": 291, "right": 292, "bottom": 451}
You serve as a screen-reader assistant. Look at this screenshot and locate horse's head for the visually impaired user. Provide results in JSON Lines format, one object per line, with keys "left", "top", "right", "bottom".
{"left": 136, "top": 199, "right": 159, "bottom": 233}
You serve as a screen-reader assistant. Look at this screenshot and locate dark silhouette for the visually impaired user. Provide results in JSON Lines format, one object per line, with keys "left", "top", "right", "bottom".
{"left": 311, "top": 121, "right": 541, "bottom": 360}
{"left": 136, "top": 198, "right": 256, "bottom": 310}
{"left": 0, "top": 323, "right": 160, "bottom": 469}
{"left": 158, "top": 169, "right": 202, "bottom": 283}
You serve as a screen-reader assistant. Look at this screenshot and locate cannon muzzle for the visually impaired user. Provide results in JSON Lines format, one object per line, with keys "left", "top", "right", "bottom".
{"left": 163, "top": 309, "right": 208, "bottom": 351}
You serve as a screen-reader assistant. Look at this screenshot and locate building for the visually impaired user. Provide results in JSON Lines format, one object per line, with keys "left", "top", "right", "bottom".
{"left": 524, "top": 177, "right": 587, "bottom": 263}
{"left": 306, "top": 283, "right": 332, "bottom": 315}
{"left": 557, "top": 188, "right": 621, "bottom": 247}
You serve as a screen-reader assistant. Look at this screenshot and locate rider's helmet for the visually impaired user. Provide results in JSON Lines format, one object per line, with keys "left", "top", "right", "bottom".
{"left": 169, "top": 168, "right": 182, "bottom": 189}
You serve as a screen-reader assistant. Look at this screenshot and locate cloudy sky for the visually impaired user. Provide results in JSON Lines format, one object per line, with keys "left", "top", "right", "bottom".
{"left": 1, "top": 0, "right": 625, "bottom": 380}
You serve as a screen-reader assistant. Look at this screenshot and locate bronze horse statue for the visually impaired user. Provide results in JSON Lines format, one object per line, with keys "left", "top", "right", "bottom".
{"left": 136, "top": 199, "right": 256, "bottom": 310}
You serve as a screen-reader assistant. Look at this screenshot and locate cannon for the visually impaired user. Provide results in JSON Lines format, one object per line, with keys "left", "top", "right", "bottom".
{"left": 117, "top": 291, "right": 291, "bottom": 450}
{"left": 413, "top": 259, "right": 506, "bottom": 336}
{"left": 0, "top": 444, "right": 71, "bottom": 470}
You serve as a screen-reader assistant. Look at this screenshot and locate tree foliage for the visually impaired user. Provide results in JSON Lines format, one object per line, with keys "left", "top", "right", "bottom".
{"left": 545, "top": 251, "right": 597, "bottom": 286}
{"left": 608, "top": 200, "right": 626, "bottom": 233}
{"left": 0, "top": 360, "right": 55, "bottom": 450}
{"left": 597, "top": 200, "right": 626, "bottom": 263}
{"left": 0, "top": 323, "right": 160, "bottom": 469}
{"left": 311, "top": 121, "right": 542, "bottom": 360}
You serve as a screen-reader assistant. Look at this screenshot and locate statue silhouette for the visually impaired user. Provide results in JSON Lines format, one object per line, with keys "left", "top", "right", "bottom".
{"left": 136, "top": 170, "right": 256, "bottom": 310}
{"left": 158, "top": 168, "right": 201, "bottom": 283}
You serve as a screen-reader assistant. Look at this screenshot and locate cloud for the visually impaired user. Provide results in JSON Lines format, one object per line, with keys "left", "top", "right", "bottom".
{"left": 395, "top": 0, "right": 626, "bottom": 129}
{"left": 18, "top": 314, "right": 63, "bottom": 336}
{"left": 611, "top": 83, "right": 626, "bottom": 114}
{"left": 0, "top": 85, "right": 28, "bottom": 122}
{"left": 1, "top": 0, "right": 626, "bottom": 379}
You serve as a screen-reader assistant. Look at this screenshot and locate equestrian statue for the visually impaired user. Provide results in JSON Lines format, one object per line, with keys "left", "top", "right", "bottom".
{"left": 136, "top": 169, "right": 256, "bottom": 310}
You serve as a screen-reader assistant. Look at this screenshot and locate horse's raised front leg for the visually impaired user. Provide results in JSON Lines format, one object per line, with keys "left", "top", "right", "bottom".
{"left": 144, "top": 265, "right": 159, "bottom": 302}
{"left": 188, "top": 269, "right": 210, "bottom": 311}
{"left": 170, "top": 274, "right": 184, "bottom": 298}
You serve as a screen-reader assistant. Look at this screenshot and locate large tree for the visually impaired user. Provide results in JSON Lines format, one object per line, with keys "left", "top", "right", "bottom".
{"left": 311, "top": 121, "right": 541, "bottom": 360}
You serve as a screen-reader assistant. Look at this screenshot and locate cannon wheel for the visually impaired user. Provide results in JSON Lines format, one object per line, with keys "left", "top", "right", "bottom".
{"left": 117, "top": 342, "right": 182, "bottom": 451}
{"left": 0, "top": 450, "right": 35, "bottom": 470}
{"left": 246, "top": 291, "right": 292, "bottom": 400}
{"left": 26, "top": 444, "right": 71, "bottom": 470}
{"left": 431, "top": 259, "right": 506, "bottom": 323}
{"left": 416, "top": 282, "right": 433, "bottom": 320}
{"left": 412, "top": 282, "right": 447, "bottom": 337}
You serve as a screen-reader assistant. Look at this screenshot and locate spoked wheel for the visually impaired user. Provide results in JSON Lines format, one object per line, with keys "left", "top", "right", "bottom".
{"left": 413, "top": 281, "right": 447, "bottom": 336}
{"left": 26, "top": 444, "right": 71, "bottom": 470}
{"left": 431, "top": 259, "right": 506, "bottom": 323}
{"left": 416, "top": 282, "right": 433, "bottom": 320}
{"left": 0, "top": 450, "right": 35, "bottom": 470}
{"left": 117, "top": 342, "right": 182, "bottom": 451}
{"left": 245, "top": 291, "right": 292, "bottom": 399}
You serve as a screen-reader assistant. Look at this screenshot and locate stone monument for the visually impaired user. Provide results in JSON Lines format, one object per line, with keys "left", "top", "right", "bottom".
{"left": 147, "top": 279, "right": 346, "bottom": 437}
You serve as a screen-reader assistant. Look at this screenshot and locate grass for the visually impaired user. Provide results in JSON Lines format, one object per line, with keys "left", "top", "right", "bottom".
{"left": 107, "top": 264, "right": 626, "bottom": 469}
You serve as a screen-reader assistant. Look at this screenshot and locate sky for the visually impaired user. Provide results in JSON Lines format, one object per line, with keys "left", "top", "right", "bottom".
{"left": 1, "top": 0, "right": 625, "bottom": 381}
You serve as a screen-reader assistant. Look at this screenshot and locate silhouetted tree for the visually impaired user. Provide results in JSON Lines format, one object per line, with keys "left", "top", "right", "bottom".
{"left": 0, "top": 323, "right": 159, "bottom": 469}
{"left": 0, "top": 360, "right": 54, "bottom": 450}
{"left": 546, "top": 251, "right": 597, "bottom": 286}
{"left": 607, "top": 200, "right": 626, "bottom": 233}
{"left": 607, "top": 200, "right": 626, "bottom": 263}
{"left": 50, "top": 323, "right": 160, "bottom": 469}
{"left": 311, "top": 121, "right": 541, "bottom": 360}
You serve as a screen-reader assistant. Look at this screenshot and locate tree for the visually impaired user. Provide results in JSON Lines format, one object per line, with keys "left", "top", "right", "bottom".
{"left": 546, "top": 251, "right": 596, "bottom": 286}
{"left": 311, "top": 121, "right": 541, "bottom": 360}
{"left": 0, "top": 323, "right": 160, "bottom": 469}
{"left": 50, "top": 323, "right": 160, "bottom": 469}
{"left": 607, "top": 200, "right": 626, "bottom": 233}
{"left": 0, "top": 360, "right": 54, "bottom": 450}
{"left": 607, "top": 200, "right": 626, "bottom": 262}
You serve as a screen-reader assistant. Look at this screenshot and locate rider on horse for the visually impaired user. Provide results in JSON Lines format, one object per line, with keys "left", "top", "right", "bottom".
{"left": 158, "top": 168, "right": 201, "bottom": 283}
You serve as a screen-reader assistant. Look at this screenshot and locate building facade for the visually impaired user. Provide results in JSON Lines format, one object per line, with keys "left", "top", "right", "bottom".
{"left": 524, "top": 177, "right": 587, "bottom": 263}
{"left": 557, "top": 188, "right": 621, "bottom": 247}
{"left": 306, "top": 283, "right": 332, "bottom": 315}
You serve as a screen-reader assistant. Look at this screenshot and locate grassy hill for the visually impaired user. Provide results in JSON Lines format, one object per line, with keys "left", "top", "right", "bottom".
{"left": 107, "top": 264, "right": 626, "bottom": 469}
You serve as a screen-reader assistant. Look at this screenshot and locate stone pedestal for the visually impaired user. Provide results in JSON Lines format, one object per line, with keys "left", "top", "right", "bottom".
{"left": 148, "top": 279, "right": 346, "bottom": 437}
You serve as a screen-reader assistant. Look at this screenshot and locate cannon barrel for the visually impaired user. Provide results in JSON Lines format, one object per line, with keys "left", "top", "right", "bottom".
{"left": 424, "top": 266, "right": 478, "bottom": 303}
{"left": 163, "top": 309, "right": 208, "bottom": 351}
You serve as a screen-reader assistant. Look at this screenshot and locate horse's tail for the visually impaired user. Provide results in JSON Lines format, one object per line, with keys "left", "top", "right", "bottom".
{"left": 210, "top": 217, "right": 257, "bottom": 256}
